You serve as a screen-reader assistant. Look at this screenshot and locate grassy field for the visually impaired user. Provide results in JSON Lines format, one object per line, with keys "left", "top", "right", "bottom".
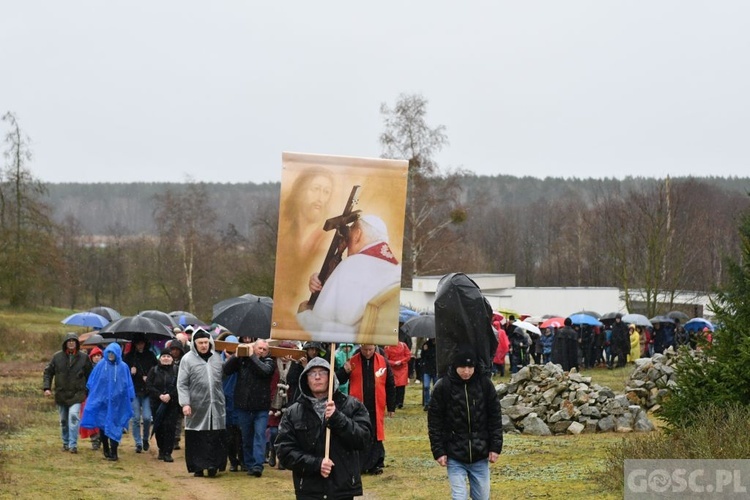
{"left": 0, "top": 307, "right": 640, "bottom": 499}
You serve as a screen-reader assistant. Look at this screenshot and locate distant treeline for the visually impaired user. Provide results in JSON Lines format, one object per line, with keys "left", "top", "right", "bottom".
{"left": 46, "top": 175, "right": 750, "bottom": 237}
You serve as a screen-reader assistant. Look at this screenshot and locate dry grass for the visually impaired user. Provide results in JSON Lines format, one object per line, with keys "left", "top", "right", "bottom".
{"left": 0, "top": 306, "right": 637, "bottom": 499}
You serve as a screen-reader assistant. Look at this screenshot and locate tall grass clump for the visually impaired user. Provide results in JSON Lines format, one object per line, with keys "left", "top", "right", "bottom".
{"left": 598, "top": 404, "right": 750, "bottom": 493}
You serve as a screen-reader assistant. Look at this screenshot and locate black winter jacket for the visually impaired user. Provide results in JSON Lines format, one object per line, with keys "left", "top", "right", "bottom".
{"left": 124, "top": 347, "right": 158, "bottom": 397}
{"left": 223, "top": 353, "right": 275, "bottom": 411}
{"left": 42, "top": 333, "right": 92, "bottom": 406}
{"left": 146, "top": 363, "right": 179, "bottom": 412}
{"left": 275, "top": 358, "right": 371, "bottom": 499}
{"left": 428, "top": 368, "right": 503, "bottom": 464}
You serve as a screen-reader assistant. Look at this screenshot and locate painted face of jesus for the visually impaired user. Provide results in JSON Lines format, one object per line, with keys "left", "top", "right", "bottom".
{"left": 301, "top": 175, "right": 333, "bottom": 224}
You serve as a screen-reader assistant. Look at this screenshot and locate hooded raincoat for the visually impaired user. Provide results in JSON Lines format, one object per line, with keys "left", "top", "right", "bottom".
{"left": 80, "top": 343, "right": 135, "bottom": 442}
{"left": 176, "top": 331, "right": 226, "bottom": 431}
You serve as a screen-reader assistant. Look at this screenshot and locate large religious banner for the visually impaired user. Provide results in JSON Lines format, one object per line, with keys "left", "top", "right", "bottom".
{"left": 271, "top": 152, "right": 408, "bottom": 346}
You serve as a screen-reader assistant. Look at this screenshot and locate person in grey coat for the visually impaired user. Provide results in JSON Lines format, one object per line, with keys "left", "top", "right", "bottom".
{"left": 177, "top": 328, "right": 227, "bottom": 477}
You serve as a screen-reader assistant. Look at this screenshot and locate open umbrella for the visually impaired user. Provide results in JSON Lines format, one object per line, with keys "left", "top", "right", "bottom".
{"left": 138, "top": 310, "right": 179, "bottom": 328}
{"left": 567, "top": 313, "right": 602, "bottom": 326}
{"left": 540, "top": 317, "right": 565, "bottom": 329}
{"left": 667, "top": 311, "right": 690, "bottom": 322}
{"left": 169, "top": 311, "right": 204, "bottom": 327}
{"left": 62, "top": 312, "right": 110, "bottom": 329}
{"left": 572, "top": 310, "right": 601, "bottom": 319}
{"left": 212, "top": 293, "right": 259, "bottom": 318}
{"left": 211, "top": 295, "right": 273, "bottom": 339}
{"left": 622, "top": 313, "right": 651, "bottom": 328}
{"left": 79, "top": 332, "right": 118, "bottom": 347}
{"left": 401, "top": 314, "right": 435, "bottom": 339}
{"left": 649, "top": 315, "right": 675, "bottom": 324}
{"left": 600, "top": 312, "right": 619, "bottom": 321}
{"left": 399, "top": 306, "right": 420, "bottom": 324}
{"left": 89, "top": 306, "right": 122, "bottom": 322}
{"left": 100, "top": 316, "right": 175, "bottom": 341}
{"left": 684, "top": 317, "right": 714, "bottom": 332}
{"left": 513, "top": 320, "right": 541, "bottom": 336}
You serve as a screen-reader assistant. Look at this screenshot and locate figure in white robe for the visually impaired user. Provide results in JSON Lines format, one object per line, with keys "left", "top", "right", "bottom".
{"left": 297, "top": 215, "right": 400, "bottom": 343}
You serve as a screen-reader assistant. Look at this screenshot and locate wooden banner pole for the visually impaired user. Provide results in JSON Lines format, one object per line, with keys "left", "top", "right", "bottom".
{"left": 324, "top": 342, "right": 336, "bottom": 460}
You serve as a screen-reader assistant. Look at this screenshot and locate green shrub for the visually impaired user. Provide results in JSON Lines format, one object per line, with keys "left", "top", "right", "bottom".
{"left": 598, "top": 404, "right": 750, "bottom": 493}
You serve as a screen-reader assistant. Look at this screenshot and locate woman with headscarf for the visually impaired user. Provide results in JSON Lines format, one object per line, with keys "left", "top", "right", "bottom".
{"left": 177, "top": 328, "right": 227, "bottom": 477}
{"left": 146, "top": 347, "right": 180, "bottom": 462}
{"left": 80, "top": 342, "right": 135, "bottom": 461}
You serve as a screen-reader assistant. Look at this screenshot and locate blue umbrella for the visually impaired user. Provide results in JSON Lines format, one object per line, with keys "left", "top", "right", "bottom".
{"left": 684, "top": 317, "right": 714, "bottom": 332}
{"left": 399, "top": 306, "right": 420, "bottom": 324}
{"left": 567, "top": 313, "right": 603, "bottom": 326}
{"left": 62, "top": 312, "right": 110, "bottom": 329}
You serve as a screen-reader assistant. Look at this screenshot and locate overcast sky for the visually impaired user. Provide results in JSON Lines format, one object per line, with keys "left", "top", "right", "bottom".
{"left": 2, "top": 1, "right": 749, "bottom": 184}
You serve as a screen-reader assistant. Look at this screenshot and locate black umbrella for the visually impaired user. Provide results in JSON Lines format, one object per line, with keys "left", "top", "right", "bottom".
{"left": 650, "top": 315, "right": 675, "bottom": 324}
{"left": 138, "top": 310, "right": 179, "bottom": 328}
{"left": 80, "top": 333, "right": 118, "bottom": 347}
{"left": 151, "top": 402, "right": 168, "bottom": 439}
{"left": 169, "top": 311, "right": 204, "bottom": 327}
{"left": 89, "top": 306, "right": 122, "bottom": 322}
{"left": 667, "top": 311, "right": 690, "bottom": 322}
{"left": 212, "top": 293, "right": 259, "bottom": 318}
{"left": 100, "top": 316, "right": 175, "bottom": 341}
{"left": 401, "top": 314, "right": 436, "bottom": 339}
{"left": 211, "top": 295, "right": 273, "bottom": 339}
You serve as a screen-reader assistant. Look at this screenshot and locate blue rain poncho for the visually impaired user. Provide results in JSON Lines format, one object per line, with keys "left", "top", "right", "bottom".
{"left": 80, "top": 342, "right": 135, "bottom": 442}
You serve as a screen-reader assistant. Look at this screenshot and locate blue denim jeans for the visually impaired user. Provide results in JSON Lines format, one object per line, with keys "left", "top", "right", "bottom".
{"left": 57, "top": 403, "right": 81, "bottom": 449}
{"left": 131, "top": 394, "right": 152, "bottom": 447}
{"left": 423, "top": 372, "right": 437, "bottom": 406}
{"left": 236, "top": 409, "right": 269, "bottom": 471}
{"left": 447, "top": 457, "right": 490, "bottom": 500}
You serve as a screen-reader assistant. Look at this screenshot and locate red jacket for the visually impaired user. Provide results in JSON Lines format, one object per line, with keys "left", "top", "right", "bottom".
{"left": 384, "top": 342, "right": 411, "bottom": 387}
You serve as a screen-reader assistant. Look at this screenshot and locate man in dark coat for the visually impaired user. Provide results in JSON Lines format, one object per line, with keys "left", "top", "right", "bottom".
{"left": 552, "top": 318, "right": 578, "bottom": 371}
{"left": 609, "top": 314, "right": 629, "bottom": 368}
{"left": 43, "top": 332, "right": 92, "bottom": 453}
{"left": 223, "top": 338, "right": 275, "bottom": 477}
{"left": 123, "top": 334, "right": 158, "bottom": 453}
{"left": 276, "top": 357, "right": 372, "bottom": 500}
{"left": 428, "top": 349, "right": 503, "bottom": 500}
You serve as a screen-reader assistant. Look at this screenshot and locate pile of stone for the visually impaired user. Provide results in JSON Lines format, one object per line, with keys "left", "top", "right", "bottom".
{"left": 623, "top": 348, "right": 680, "bottom": 413}
{"left": 498, "top": 363, "right": 655, "bottom": 435}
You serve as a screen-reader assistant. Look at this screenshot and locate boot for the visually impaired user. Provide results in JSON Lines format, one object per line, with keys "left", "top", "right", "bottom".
{"left": 108, "top": 441, "right": 119, "bottom": 461}
{"left": 101, "top": 437, "right": 111, "bottom": 459}
{"left": 268, "top": 447, "right": 276, "bottom": 468}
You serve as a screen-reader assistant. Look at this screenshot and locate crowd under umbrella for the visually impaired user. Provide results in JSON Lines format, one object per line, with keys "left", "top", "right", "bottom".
{"left": 684, "top": 317, "right": 714, "bottom": 332}
{"left": 99, "top": 315, "right": 175, "bottom": 341}
{"left": 89, "top": 306, "right": 121, "bottom": 322}
{"left": 138, "top": 310, "right": 179, "bottom": 329}
{"left": 211, "top": 295, "right": 273, "bottom": 339}
{"left": 401, "top": 314, "right": 435, "bottom": 339}
{"left": 567, "top": 313, "right": 603, "bottom": 326}
{"left": 622, "top": 313, "right": 651, "bottom": 328}
{"left": 62, "top": 311, "right": 110, "bottom": 329}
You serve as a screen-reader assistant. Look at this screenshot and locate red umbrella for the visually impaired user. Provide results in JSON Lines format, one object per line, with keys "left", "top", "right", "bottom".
{"left": 540, "top": 317, "right": 565, "bottom": 329}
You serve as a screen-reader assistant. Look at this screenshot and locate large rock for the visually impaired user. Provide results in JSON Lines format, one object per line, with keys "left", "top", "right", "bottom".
{"left": 520, "top": 414, "right": 552, "bottom": 436}
{"left": 505, "top": 405, "right": 534, "bottom": 421}
{"left": 598, "top": 415, "right": 616, "bottom": 432}
{"left": 567, "top": 421, "right": 585, "bottom": 435}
